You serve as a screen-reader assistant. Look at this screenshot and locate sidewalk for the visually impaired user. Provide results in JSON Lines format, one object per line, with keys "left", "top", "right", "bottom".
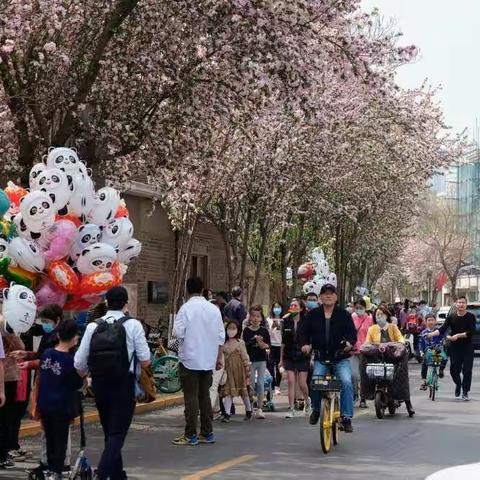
{"left": 19, "top": 393, "right": 184, "bottom": 438}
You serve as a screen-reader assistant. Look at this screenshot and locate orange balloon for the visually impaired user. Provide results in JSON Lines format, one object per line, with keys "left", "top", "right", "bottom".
{"left": 47, "top": 260, "right": 79, "bottom": 293}
{"left": 297, "top": 262, "right": 315, "bottom": 283}
{"left": 114, "top": 200, "right": 129, "bottom": 218}
{"left": 79, "top": 267, "right": 122, "bottom": 296}
{"left": 0, "top": 276, "right": 8, "bottom": 289}
{"left": 64, "top": 297, "right": 91, "bottom": 312}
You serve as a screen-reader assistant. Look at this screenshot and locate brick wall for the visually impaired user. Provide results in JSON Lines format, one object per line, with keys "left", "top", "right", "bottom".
{"left": 122, "top": 194, "right": 230, "bottom": 328}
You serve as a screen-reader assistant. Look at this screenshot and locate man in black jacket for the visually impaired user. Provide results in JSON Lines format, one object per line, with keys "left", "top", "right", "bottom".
{"left": 301, "top": 284, "right": 357, "bottom": 432}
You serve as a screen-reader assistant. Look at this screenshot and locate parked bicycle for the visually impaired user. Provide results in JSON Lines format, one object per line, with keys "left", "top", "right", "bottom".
{"left": 148, "top": 326, "right": 181, "bottom": 394}
{"left": 310, "top": 359, "right": 342, "bottom": 454}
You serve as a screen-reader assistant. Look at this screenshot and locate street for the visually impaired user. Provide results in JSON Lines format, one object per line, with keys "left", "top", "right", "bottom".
{"left": 8, "top": 359, "right": 480, "bottom": 480}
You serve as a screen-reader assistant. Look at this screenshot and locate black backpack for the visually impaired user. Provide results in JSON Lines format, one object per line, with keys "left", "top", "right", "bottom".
{"left": 88, "top": 316, "right": 131, "bottom": 379}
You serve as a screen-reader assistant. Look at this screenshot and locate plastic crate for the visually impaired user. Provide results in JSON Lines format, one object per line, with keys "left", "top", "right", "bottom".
{"left": 310, "top": 375, "right": 342, "bottom": 392}
{"left": 366, "top": 363, "right": 394, "bottom": 381}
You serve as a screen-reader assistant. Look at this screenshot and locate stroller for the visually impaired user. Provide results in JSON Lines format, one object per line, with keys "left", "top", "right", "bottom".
{"left": 250, "top": 371, "right": 276, "bottom": 412}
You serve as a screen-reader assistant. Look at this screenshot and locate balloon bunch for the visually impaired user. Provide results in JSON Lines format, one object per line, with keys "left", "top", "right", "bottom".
{"left": 0, "top": 147, "right": 142, "bottom": 332}
{"left": 298, "top": 248, "right": 337, "bottom": 296}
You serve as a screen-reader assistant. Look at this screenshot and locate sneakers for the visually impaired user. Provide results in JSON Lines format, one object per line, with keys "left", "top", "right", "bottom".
{"left": 341, "top": 417, "right": 354, "bottom": 433}
{"left": 45, "top": 472, "right": 63, "bottom": 480}
{"left": 359, "top": 400, "right": 367, "bottom": 408}
{"left": 309, "top": 410, "right": 320, "bottom": 425}
{"left": 455, "top": 384, "right": 461, "bottom": 398}
{"left": 221, "top": 414, "right": 231, "bottom": 423}
{"left": 213, "top": 412, "right": 224, "bottom": 421}
{"left": 244, "top": 410, "right": 253, "bottom": 421}
{"left": 199, "top": 433, "right": 216, "bottom": 444}
{"left": 303, "top": 398, "right": 312, "bottom": 416}
{"left": 0, "top": 459, "right": 15, "bottom": 469}
{"left": 255, "top": 408, "right": 265, "bottom": 419}
{"left": 419, "top": 382, "right": 427, "bottom": 391}
{"left": 9, "top": 449, "right": 27, "bottom": 462}
{"left": 286, "top": 408, "right": 296, "bottom": 418}
{"left": 274, "top": 387, "right": 281, "bottom": 396}
{"left": 172, "top": 434, "right": 199, "bottom": 446}
{"left": 439, "top": 368, "right": 445, "bottom": 378}
{"left": 462, "top": 392, "right": 470, "bottom": 401}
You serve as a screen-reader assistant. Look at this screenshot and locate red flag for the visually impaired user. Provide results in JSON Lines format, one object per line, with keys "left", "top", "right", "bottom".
{"left": 435, "top": 271, "right": 448, "bottom": 291}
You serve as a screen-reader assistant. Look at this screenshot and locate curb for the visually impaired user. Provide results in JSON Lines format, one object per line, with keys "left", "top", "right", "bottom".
{"left": 20, "top": 393, "right": 184, "bottom": 438}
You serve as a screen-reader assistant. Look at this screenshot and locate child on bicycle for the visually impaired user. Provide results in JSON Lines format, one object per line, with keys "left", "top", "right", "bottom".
{"left": 419, "top": 314, "right": 447, "bottom": 390}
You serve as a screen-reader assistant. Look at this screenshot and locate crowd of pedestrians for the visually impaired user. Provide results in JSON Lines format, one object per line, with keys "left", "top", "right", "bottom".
{"left": 0, "top": 276, "right": 476, "bottom": 477}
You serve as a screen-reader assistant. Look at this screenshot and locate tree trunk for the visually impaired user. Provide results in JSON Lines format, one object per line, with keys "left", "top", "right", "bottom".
{"left": 279, "top": 226, "right": 289, "bottom": 308}
{"left": 239, "top": 207, "right": 253, "bottom": 289}
{"left": 219, "top": 227, "right": 234, "bottom": 291}
{"left": 250, "top": 223, "right": 269, "bottom": 306}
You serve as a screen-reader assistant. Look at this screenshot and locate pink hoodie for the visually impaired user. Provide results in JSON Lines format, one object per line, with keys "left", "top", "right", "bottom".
{"left": 352, "top": 312, "right": 373, "bottom": 354}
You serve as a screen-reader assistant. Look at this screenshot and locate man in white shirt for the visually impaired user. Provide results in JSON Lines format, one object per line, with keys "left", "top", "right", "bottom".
{"left": 75, "top": 286, "right": 150, "bottom": 480}
{"left": 172, "top": 277, "right": 225, "bottom": 446}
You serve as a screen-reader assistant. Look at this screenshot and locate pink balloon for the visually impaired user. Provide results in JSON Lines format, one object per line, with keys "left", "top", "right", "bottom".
{"left": 36, "top": 279, "right": 67, "bottom": 308}
{"left": 40, "top": 220, "right": 77, "bottom": 262}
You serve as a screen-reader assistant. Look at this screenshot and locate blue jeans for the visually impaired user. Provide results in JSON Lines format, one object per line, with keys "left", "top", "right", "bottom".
{"left": 311, "top": 358, "right": 354, "bottom": 419}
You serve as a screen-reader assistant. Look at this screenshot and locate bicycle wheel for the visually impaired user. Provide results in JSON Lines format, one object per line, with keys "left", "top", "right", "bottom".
{"left": 332, "top": 395, "right": 340, "bottom": 446}
{"left": 153, "top": 355, "right": 181, "bottom": 393}
{"left": 430, "top": 369, "right": 438, "bottom": 401}
{"left": 374, "top": 391, "right": 385, "bottom": 419}
{"left": 320, "top": 398, "right": 332, "bottom": 454}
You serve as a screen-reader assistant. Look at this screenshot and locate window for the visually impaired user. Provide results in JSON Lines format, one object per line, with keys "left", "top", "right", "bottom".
{"left": 190, "top": 255, "right": 208, "bottom": 286}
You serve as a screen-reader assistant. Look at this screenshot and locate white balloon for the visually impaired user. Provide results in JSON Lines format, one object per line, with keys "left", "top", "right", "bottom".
{"left": 68, "top": 172, "right": 95, "bottom": 218}
{"left": 303, "top": 280, "right": 321, "bottom": 296}
{"left": 20, "top": 190, "right": 55, "bottom": 234}
{"left": 2, "top": 284, "right": 37, "bottom": 334}
{"left": 9, "top": 237, "right": 45, "bottom": 273}
{"left": 87, "top": 187, "right": 121, "bottom": 226}
{"left": 316, "top": 259, "right": 330, "bottom": 277}
{"left": 101, "top": 217, "right": 134, "bottom": 249}
{"left": 76, "top": 242, "right": 117, "bottom": 274}
{"left": 326, "top": 273, "right": 337, "bottom": 287}
{"left": 29, "top": 163, "right": 46, "bottom": 190}
{"left": 70, "top": 224, "right": 102, "bottom": 262}
{"left": 12, "top": 213, "right": 31, "bottom": 240}
{"left": 35, "top": 168, "right": 72, "bottom": 214}
{"left": 0, "top": 236, "right": 8, "bottom": 260}
{"left": 117, "top": 238, "right": 142, "bottom": 265}
{"left": 46, "top": 147, "right": 86, "bottom": 176}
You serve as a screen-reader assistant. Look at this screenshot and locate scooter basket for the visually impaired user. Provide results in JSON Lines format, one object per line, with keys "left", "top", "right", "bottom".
{"left": 310, "top": 375, "right": 342, "bottom": 392}
{"left": 366, "top": 363, "right": 395, "bottom": 381}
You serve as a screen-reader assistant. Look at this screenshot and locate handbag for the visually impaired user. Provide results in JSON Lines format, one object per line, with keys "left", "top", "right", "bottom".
{"left": 16, "top": 368, "right": 28, "bottom": 402}
{"left": 134, "top": 356, "right": 156, "bottom": 404}
{"left": 219, "top": 370, "right": 228, "bottom": 386}
{"left": 167, "top": 334, "right": 180, "bottom": 353}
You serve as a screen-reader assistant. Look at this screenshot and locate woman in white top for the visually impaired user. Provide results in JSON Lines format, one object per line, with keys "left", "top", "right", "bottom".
{"left": 267, "top": 302, "right": 284, "bottom": 394}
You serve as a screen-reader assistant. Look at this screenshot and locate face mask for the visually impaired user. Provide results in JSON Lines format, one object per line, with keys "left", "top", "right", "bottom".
{"left": 273, "top": 307, "right": 282, "bottom": 316}
{"left": 227, "top": 329, "right": 237, "bottom": 338}
{"left": 42, "top": 323, "right": 55, "bottom": 334}
{"left": 306, "top": 301, "right": 319, "bottom": 311}
{"left": 376, "top": 316, "right": 387, "bottom": 328}
{"left": 356, "top": 309, "right": 366, "bottom": 316}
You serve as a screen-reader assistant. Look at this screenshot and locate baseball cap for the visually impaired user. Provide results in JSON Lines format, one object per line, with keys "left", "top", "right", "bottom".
{"left": 320, "top": 284, "right": 337, "bottom": 294}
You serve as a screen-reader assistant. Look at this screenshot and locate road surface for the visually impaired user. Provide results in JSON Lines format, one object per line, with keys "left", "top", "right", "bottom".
{"left": 10, "top": 360, "right": 480, "bottom": 480}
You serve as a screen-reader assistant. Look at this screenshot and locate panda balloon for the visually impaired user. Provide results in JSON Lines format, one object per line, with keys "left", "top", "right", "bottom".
{"left": 46, "top": 147, "right": 87, "bottom": 176}
{"left": 303, "top": 280, "right": 321, "bottom": 296}
{"left": 0, "top": 235, "right": 8, "bottom": 260}
{"left": 326, "top": 273, "right": 337, "bottom": 287}
{"left": 101, "top": 217, "right": 134, "bottom": 249}
{"left": 76, "top": 243, "right": 117, "bottom": 275}
{"left": 20, "top": 190, "right": 56, "bottom": 238}
{"left": 29, "top": 163, "right": 46, "bottom": 190}
{"left": 87, "top": 187, "right": 121, "bottom": 226}
{"left": 9, "top": 237, "right": 46, "bottom": 273}
{"left": 117, "top": 238, "right": 142, "bottom": 265}
{"left": 2, "top": 284, "right": 37, "bottom": 334}
{"left": 35, "top": 168, "right": 72, "bottom": 215}
{"left": 70, "top": 224, "right": 102, "bottom": 262}
{"left": 68, "top": 172, "right": 95, "bottom": 219}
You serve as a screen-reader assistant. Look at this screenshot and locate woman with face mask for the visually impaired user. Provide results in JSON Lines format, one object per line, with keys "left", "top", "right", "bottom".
{"left": 279, "top": 299, "right": 311, "bottom": 418}
{"left": 351, "top": 299, "right": 373, "bottom": 408}
{"left": 267, "top": 302, "right": 284, "bottom": 395}
{"left": 220, "top": 321, "right": 253, "bottom": 422}
{"left": 364, "top": 305, "right": 415, "bottom": 417}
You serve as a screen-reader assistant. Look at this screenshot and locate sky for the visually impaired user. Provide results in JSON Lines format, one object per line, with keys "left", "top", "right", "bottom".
{"left": 362, "top": 0, "right": 480, "bottom": 138}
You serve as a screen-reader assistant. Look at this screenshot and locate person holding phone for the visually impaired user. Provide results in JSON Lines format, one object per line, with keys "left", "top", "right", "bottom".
{"left": 267, "top": 302, "right": 284, "bottom": 395}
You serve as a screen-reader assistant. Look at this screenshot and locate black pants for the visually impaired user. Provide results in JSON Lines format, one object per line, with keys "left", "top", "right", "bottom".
{"left": 92, "top": 375, "right": 135, "bottom": 480}
{"left": 42, "top": 414, "right": 70, "bottom": 474}
{"left": 0, "top": 381, "right": 18, "bottom": 462}
{"left": 449, "top": 343, "right": 474, "bottom": 393}
{"left": 268, "top": 346, "right": 282, "bottom": 388}
{"left": 179, "top": 364, "right": 213, "bottom": 438}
